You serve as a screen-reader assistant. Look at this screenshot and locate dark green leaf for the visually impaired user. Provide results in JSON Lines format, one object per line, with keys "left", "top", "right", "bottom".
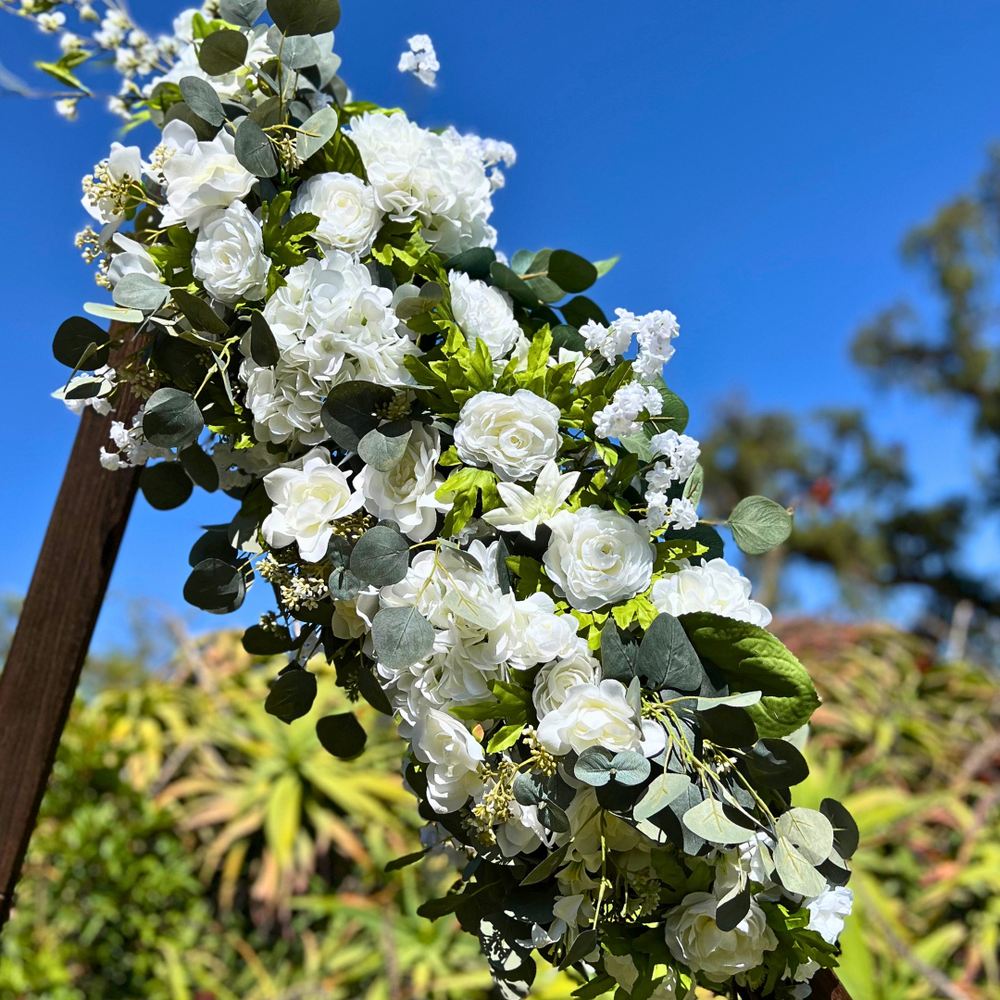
{"left": 143, "top": 387, "right": 204, "bottom": 448}
{"left": 371, "top": 605, "right": 435, "bottom": 669}
{"left": 572, "top": 974, "right": 617, "bottom": 1000}
{"left": 183, "top": 556, "right": 245, "bottom": 613}
{"left": 316, "top": 711, "right": 366, "bottom": 757}
{"left": 560, "top": 295, "right": 607, "bottom": 328}
{"left": 746, "top": 738, "right": 810, "bottom": 788}
{"left": 548, "top": 249, "right": 598, "bottom": 294}
{"left": 265, "top": 668, "right": 317, "bottom": 723}
{"left": 496, "top": 537, "right": 512, "bottom": 595}
{"left": 219, "top": 0, "right": 266, "bottom": 26}
{"left": 357, "top": 665, "right": 393, "bottom": 715}
{"left": 327, "top": 565, "right": 362, "bottom": 601}
{"left": 634, "top": 612, "right": 703, "bottom": 691}
{"left": 178, "top": 75, "right": 225, "bottom": 125}
{"left": 600, "top": 620, "right": 636, "bottom": 682}
{"left": 113, "top": 272, "right": 169, "bottom": 311}
{"left": 560, "top": 928, "right": 598, "bottom": 969}
{"left": 350, "top": 525, "right": 409, "bottom": 586}
{"left": 519, "top": 843, "right": 569, "bottom": 886}
{"left": 180, "top": 444, "right": 220, "bottom": 492}
{"left": 550, "top": 324, "right": 586, "bottom": 352}
{"left": 321, "top": 380, "right": 394, "bottom": 451}
{"left": 164, "top": 101, "right": 218, "bottom": 141}
{"left": 715, "top": 884, "right": 751, "bottom": 932}
{"left": 537, "top": 799, "right": 570, "bottom": 833}
{"left": 197, "top": 28, "right": 248, "bottom": 75}
{"left": 235, "top": 118, "right": 278, "bottom": 177}
{"left": 443, "top": 246, "right": 496, "bottom": 281}
{"left": 248, "top": 94, "right": 281, "bottom": 127}
{"left": 242, "top": 623, "right": 297, "bottom": 654}
{"left": 489, "top": 261, "right": 540, "bottom": 308}
{"left": 696, "top": 704, "right": 758, "bottom": 747}
{"left": 821, "top": 797, "right": 860, "bottom": 858}
{"left": 140, "top": 462, "right": 194, "bottom": 511}
{"left": 267, "top": 0, "right": 340, "bottom": 34}
{"left": 172, "top": 288, "right": 229, "bottom": 336}
{"left": 357, "top": 419, "right": 412, "bottom": 472}
{"left": 52, "top": 316, "right": 109, "bottom": 369}
{"left": 385, "top": 849, "right": 429, "bottom": 873}
{"left": 188, "top": 526, "right": 235, "bottom": 567}
{"left": 250, "top": 311, "right": 280, "bottom": 365}
{"left": 727, "top": 496, "right": 793, "bottom": 556}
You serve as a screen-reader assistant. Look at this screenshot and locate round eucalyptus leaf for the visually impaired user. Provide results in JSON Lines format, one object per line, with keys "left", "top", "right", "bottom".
{"left": 574, "top": 746, "right": 614, "bottom": 787}
{"left": 172, "top": 288, "right": 229, "bottom": 336}
{"left": 549, "top": 324, "right": 586, "bottom": 353}
{"left": 695, "top": 704, "right": 758, "bottom": 748}
{"left": 267, "top": 0, "right": 340, "bottom": 35}
{"left": 183, "top": 556, "right": 245, "bottom": 613}
{"left": 296, "top": 105, "right": 339, "bottom": 161}
{"left": 773, "top": 838, "right": 826, "bottom": 896}
{"left": 327, "top": 565, "right": 362, "bottom": 601}
{"left": 242, "top": 623, "right": 296, "bottom": 655}
{"left": 321, "top": 379, "right": 394, "bottom": 451}
{"left": 250, "top": 311, "right": 280, "bottom": 366}
{"left": 266, "top": 24, "right": 319, "bottom": 68}
{"left": 727, "top": 495, "right": 793, "bottom": 556}
{"left": 775, "top": 807, "right": 834, "bottom": 866}
{"left": 197, "top": 28, "right": 248, "bottom": 75}
{"left": 715, "top": 884, "right": 751, "bottom": 933}
{"left": 443, "top": 246, "right": 496, "bottom": 281}
{"left": 682, "top": 796, "right": 756, "bottom": 846}
{"left": 357, "top": 420, "right": 412, "bottom": 472}
{"left": 547, "top": 249, "right": 598, "bottom": 294}
{"left": 633, "top": 773, "right": 692, "bottom": 823}
{"left": 140, "top": 462, "right": 194, "bottom": 511}
{"left": 350, "top": 525, "right": 410, "bottom": 586}
{"left": 142, "top": 387, "right": 204, "bottom": 449}
{"left": 178, "top": 75, "right": 225, "bottom": 125}
{"left": 537, "top": 799, "right": 570, "bottom": 834}
{"left": 489, "top": 261, "right": 540, "bottom": 309}
{"left": 83, "top": 302, "right": 143, "bottom": 324}
{"left": 559, "top": 295, "right": 607, "bottom": 329}
{"left": 316, "top": 711, "right": 366, "bottom": 758}
{"left": 371, "top": 605, "right": 435, "bottom": 670}
{"left": 219, "top": 0, "right": 267, "bottom": 26}
{"left": 52, "top": 316, "right": 109, "bottom": 369}
{"left": 188, "top": 526, "right": 236, "bottom": 567}
{"left": 746, "top": 737, "right": 810, "bottom": 788}
{"left": 234, "top": 118, "right": 278, "bottom": 178}
{"left": 608, "top": 751, "right": 650, "bottom": 786}
{"left": 180, "top": 444, "right": 220, "bottom": 492}
{"left": 264, "top": 668, "right": 317, "bottom": 723}
{"left": 163, "top": 101, "right": 218, "bottom": 141}
{"left": 357, "top": 666, "right": 393, "bottom": 716}
{"left": 821, "top": 797, "right": 860, "bottom": 858}
{"left": 113, "top": 272, "right": 170, "bottom": 312}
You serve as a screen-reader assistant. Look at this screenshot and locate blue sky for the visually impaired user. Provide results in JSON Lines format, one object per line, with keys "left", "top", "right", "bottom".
{"left": 2, "top": 0, "right": 999, "bottom": 651}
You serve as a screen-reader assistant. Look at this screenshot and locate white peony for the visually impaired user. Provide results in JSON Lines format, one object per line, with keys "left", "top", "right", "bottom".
{"left": 543, "top": 507, "right": 655, "bottom": 612}
{"left": 483, "top": 459, "right": 579, "bottom": 539}
{"left": 158, "top": 119, "right": 255, "bottom": 231}
{"left": 291, "top": 171, "right": 383, "bottom": 256}
{"left": 107, "top": 233, "right": 160, "bottom": 287}
{"left": 663, "top": 891, "right": 778, "bottom": 980}
{"left": 260, "top": 447, "right": 365, "bottom": 562}
{"left": 491, "top": 592, "right": 580, "bottom": 668}
{"left": 411, "top": 708, "right": 485, "bottom": 813}
{"left": 536, "top": 679, "right": 644, "bottom": 756}
{"left": 82, "top": 142, "right": 144, "bottom": 224}
{"left": 453, "top": 389, "right": 561, "bottom": 482}
{"left": 532, "top": 646, "right": 600, "bottom": 718}
{"left": 192, "top": 200, "right": 271, "bottom": 303}
{"left": 650, "top": 558, "right": 772, "bottom": 627}
{"left": 449, "top": 269, "right": 521, "bottom": 360}
{"left": 354, "top": 423, "right": 450, "bottom": 541}
{"left": 804, "top": 886, "right": 853, "bottom": 945}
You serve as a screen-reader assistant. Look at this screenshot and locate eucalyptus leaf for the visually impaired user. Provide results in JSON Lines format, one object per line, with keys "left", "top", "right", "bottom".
{"left": 537, "top": 799, "right": 570, "bottom": 834}
{"left": 52, "top": 316, "right": 109, "bottom": 369}
{"left": 183, "top": 556, "right": 245, "bottom": 613}
{"left": 321, "top": 380, "right": 394, "bottom": 451}
{"left": 560, "top": 295, "right": 607, "bottom": 329}
{"left": 821, "top": 797, "right": 860, "bottom": 858}
{"left": 357, "top": 665, "right": 393, "bottom": 715}
{"left": 297, "top": 105, "right": 339, "bottom": 161}
{"left": 140, "top": 462, "right": 194, "bottom": 511}
{"left": 695, "top": 704, "right": 758, "bottom": 748}
{"left": 197, "top": 28, "right": 248, "bottom": 75}
{"left": 682, "top": 796, "right": 756, "bottom": 846}
{"left": 357, "top": 420, "right": 412, "bottom": 472}
{"left": 371, "top": 605, "right": 435, "bottom": 670}
{"left": 635, "top": 612, "right": 703, "bottom": 691}
{"left": 443, "top": 246, "right": 496, "bottom": 281}
{"left": 267, "top": 0, "right": 340, "bottom": 35}
{"left": 264, "top": 669, "right": 317, "bottom": 723}
{"left": 600, "top": 620, "right": 636, "bottom": 682}
{"left": 143, "top": 388, "right": 204, "bottom": 449}
{"left": 316, "top": 711, "right": 366, "bottom": 758}
{"left": 266, "top": 24, "right": 319, "bottom": 68}
{"left": 249, "top": 311, "right": 280, "bottom": 366}
{"left": 593, "top": 255, "right": 620, "bottom": 277}
{"left": 609, "top": 751, "right": 650, "bottom": 786}
{"left": 633, "top": 773, "right": 691, "bottom": 823}
{"left": 83, "top": 302, "right": 143, "bottom": 324}
{"left": 773, "top": 838, "right": 826, "bottom": 896}
{"left": 113, "top": 272, "right": 169, "bottom": 311}
{"left": 234, "top": 117, "right": 278, "bottom": 177}
{"left": 715, "top": 883, "right": 751, "bottom": 933}
{"left": 219, "top": 0, "right": 266, "bottom": 25}
{"left": 684, "top": 463, "right": 705, "bottom": 507}
{"left": 242, "top": 623, "right": 296, "bottom": 655}
{"left": 776, "top": 808, "right": 834, "bottom": 865}
{"left": 746, "top": 738, "right": 810, "bottom": 788}
{"left": 180, "top": 444, "right": 220, "bottom": 492}
{"left": 560, "top": 928, "right": 598, "bottom": 970}
{"left": 547, "top": 249, "right": 598, "bottom": 293}
{"left": 172, "top": 288, "right": 229, "bottom": 336}
{"left": 350, "top": 525, "right": 409, "bottom": 586}
{"left": 179, "top": 75, "right": 225, "bottom": 125}
{"left": 727, "top": 496, "right": 793, "bottom": 556}
{"left": 490, "top": 261, "right": 540, "bottom": 309}
{"left": 574, "top": 747, "right": 614, "bottom": 787}
{"left": 520, "top": 843, "right": 569, "bottom": 886}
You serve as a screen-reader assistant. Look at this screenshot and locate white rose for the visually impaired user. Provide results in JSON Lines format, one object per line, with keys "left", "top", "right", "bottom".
{"left": 663, "top": 891, "right": 778, "bottom": 980}
{"left": 532, "top": 646, "right": 599, "bottom": 718}
{"left": 355, "top": 423, "right": 450, "bottom": 541}
{"left": 292, "top": 171, "right": 383, "bottom": 256}
{"left": 261, "top": 447, "right": 365, "bottom": 562}
{"left": 804, "top": 886, "right": 853, "bottom": 945}
{"left": 107, "top": 234, "right": 160, "bottom": 287}
{"left": 449, "top": 269, "right": 521, "bottom": 360}
{"left": 651, "top": 558, "right": 772, "bottom": 627}
{"left": 543, "top": 507, "right": 654, "bottom": 612}
{"left": 192, "top": 200, "right": 271, "bottom": 304}
{"left": 331, "top": 587, "right": 379, "bottom": 640}
{"left": 536, "top": 679, "right": 643, "bottom": 756}
{"left": 411, "top": 708, "right": 485, "bottom": 813}
{"left": 453, "top": 389, "right": 561, "bottom": 482}
{"left": 507, "top": 593, "right": 580, "bottom": 667}
{"left": 159, "top": 120, "right": 255, "bottom": 231}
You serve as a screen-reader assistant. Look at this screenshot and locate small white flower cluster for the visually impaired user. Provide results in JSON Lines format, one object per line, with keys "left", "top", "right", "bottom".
{"left": 398, "top": 33, "right": 439, "bottom": 87}
{"left": 581, "top": 307, "right": 680, "bottom": 375}
{"left": 99, "top": 408, "right": 174, "bottom": 470}
{"left": 593, "top": 381, "right": 663, "bottom": 439}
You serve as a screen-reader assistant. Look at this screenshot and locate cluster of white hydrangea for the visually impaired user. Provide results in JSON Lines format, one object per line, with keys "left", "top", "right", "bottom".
{"left": 397, "top": 33, "right": 439, "bottom": 87}
{"left": 593, "top": 381, "right": 664, "bottom": 439}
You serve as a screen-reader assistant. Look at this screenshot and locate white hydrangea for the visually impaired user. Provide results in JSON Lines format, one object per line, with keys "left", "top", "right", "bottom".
{"left": 632, "top": 309, "right": 680, "bottom": 378}
{"left": 804, "top": 886, "right": 853, "bottom": 945}
{"left": 291, "top": 172, "right": 383, "bottom": 256}
{"left": 581, "top": 317, "right": 632, "bottom": 363}
{"left": 492, "top": 592, "right": 580, "bottom": 668}
{"left": 347, "top": 111, "right": 498, "bottom": 256}
{"left": 648, "top": 430, "right": 701, "bottom": 486}
{"left": 593, "top": 381, "right": 663, "bottom": 439}
{"left": 242, "top": 252, "right": 417, "bottom": 445}
{"left": 449, "top": 270, "right": 522, "bottom": 361}
{"left": 483, "top": 459, "right": 579, "bottom": 539}
{"left": 643, "top": 494, "right": 699, "bottom": 531}
{"left": 651, "top": 558, "right": 772, "bottom": 627}
{"left": 411, "top": 708, "right": 485, "bottom": 813}
{"left": 192, "top": 200, "right": 271, "bottom": 304}
{"left": 354, "top": 422, "right": 450, "bottom": 541}
{"left": 543, "top": 507, "right": 655, "bottom": 612}
{"left": 398, "top": 33, "right": 439, "bottom": 87}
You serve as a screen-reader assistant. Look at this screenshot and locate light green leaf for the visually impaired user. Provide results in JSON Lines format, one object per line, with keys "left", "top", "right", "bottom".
{"left": 633, "top": 773, "right": 692, "bottom": 823}
{"left": 773, "top": 838, "right": 826, "bottom": 896}
{"left": 776, "top": 807, "right": 834, "bottom": 865}
{"left": 593, "top": 255, "right": 620, "bottom": 277}
{"left": 727, "top": 495, "right": 793, "bottom": 556}
{"left": 682, "top": 796, "right": 756, "bottom": 846}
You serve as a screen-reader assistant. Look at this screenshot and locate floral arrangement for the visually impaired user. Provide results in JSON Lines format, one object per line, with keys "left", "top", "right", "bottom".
{"left": 24, "top": 0, "right": 857, "bottom": 995}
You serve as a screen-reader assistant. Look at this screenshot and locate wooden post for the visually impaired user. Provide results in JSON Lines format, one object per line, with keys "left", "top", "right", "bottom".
{"left": 0, "top": 325, "right": 141, "bottom": 929}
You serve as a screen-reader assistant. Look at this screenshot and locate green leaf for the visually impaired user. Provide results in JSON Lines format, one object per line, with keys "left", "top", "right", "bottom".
{"left": 394, "top": 281, "right": 444, "bottom": 320}
{"left": 219, "top": 0, "right": 266, "bottom": 26}
{"left": 264, "top": 669, "right": 317, "bottom": 723}
{"left": 684, "top": 463, "right": 704, "bottom": 507}
{"left": 746, "top": 738, "right": 810, "bottom": 788}
{"left": 776, "top": 808, "right": 834, "bottom": 865}
{"left": 486, "top": 723, "right": 524, "bottom": 753}
{"left": 143, "top": 388, "right": 204, "bottom": 449}
{"left": 249, "top": 311, "right": 280, "bottom": 366}
{"left": 547, "top": 249, "right": 598, "bottom": 294}
{"left": 350, "top": 526, "right": 409, "bottom": 586}
{"left": 574, "top": 746, "right": 615, "bottom": 786}
{"left": 113, "top": 272, "right": 169, "bottom": 312}
{"left": 560, "top": 295, "right": 607, "bottom": 329}
{"left": 773, "top": 838, "right": 826, "bottom": 896}
{"left": 599, "top": 620, "right": 636, "bottom": 682}
{"left": 490, "top": 261, "right": 540, "bottom": 308}
{"left": 537, "top": 799, "right": 570, "bottom": 834}
{"left": 267, "top": 0, "right": 340, "bottom": 34}
{"left": 444, "top": 246, "right": 496, "bottom": 281}
{"left": 560, "top": 928, "right": 598, "bottom": 969}
{"left": 385, "top": 849, "right": 430, "bottom": 873}
{"left": 681, "top": 796, "right": 756, "bottom": 846}
{"left": 633, "top": 773, "right": 692, "bottom": 823}
{"left": 178, "top": 75, "right": 225, "bottom": 126}
{"left": 520, "top": 843, "right": 569, "bottom": 886}
{"left": 727, "top": 496, "right": 793, "bottom": 555}
{"left": 679, "top": 612, "right": 820, "bottom": 738}
{"left": 297, "top": 105, "right": 339, "bottom": 161}
{"left": 357, "top": 665, "right": 393, "bottom": 716}
{"left": 316, "top": 711, "right": 366, "bottom": 758}
{"left": 821, "top": 797, "right": 859, "bottom": 858}
{"left": 321, "top": 380, "right": 394, "bottom": 451}
{"left": 695, "top": 704, "right": 758, "bottom": 748}
{"left": 180, "top": 444, "right": 220, "bottom": 492}
{"left": 609, "top": 751, "right": 651, "bottom": 786}
{"left": 634, "top": 612, "right": 703, "bottom": 691}
{"left": 172, "top": 288, "right": 229, "bottom": 336}
{"left": 197, "top": 28, "right": 248, "bottom": 74}
{"left": 267, "top": 25, "right": 319, "bottom": 69}
{"left": 593, "top": 255, "right": 620, "bottom": 278}
{"left": 52, "top": 316, "right": 109, "bottom": 370}
{"left": 83, "top": 302, "right": 144, "bottom": 324}
{"left": 620, "top": 379, "right": 690, "bottom": 460}
{"left": 242, "top": 623, "right": 296, "bottom": 655}
{"left": 357, "top": 420, "right": 412, "bottom": 472}
{"left": 140, "top": 462, "right": 194, "bottom": 511}
{"left": 715, "top": 883, "right": 751, "bottom": 933}
{"left": 522, "top": 249, "right": 564, "bottom": 303}
{"left": 234, "top": 118, "right": 278, "bottom": 177}
{"left": 371, "top": 605, "right": 435, "bottom": 669}
{"left": 572, "top": 975, "right": 617, "bottom": 1000}
{"left": 183, "top": 556, "right": 245, "bottom": 613}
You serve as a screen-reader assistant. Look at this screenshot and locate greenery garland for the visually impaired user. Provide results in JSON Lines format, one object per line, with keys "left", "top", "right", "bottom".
{"left": 21, "top": 0, "right": 858, "bottom": 994}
